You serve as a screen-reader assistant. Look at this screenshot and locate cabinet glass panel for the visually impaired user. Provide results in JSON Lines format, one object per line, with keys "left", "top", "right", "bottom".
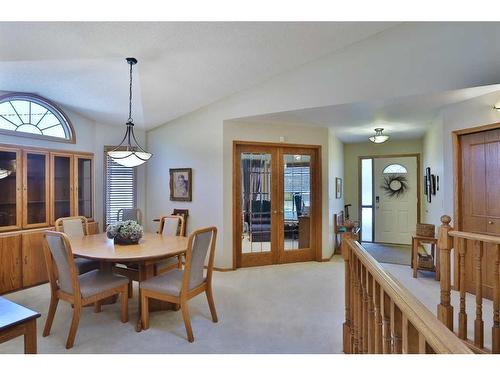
{"left": 77, "top": 158, "right": 93, "bottom": 218}
{"left": 54, "top": 156, "right": 72, "bottom": 220}
{"left": 0, "top": 150, "right": 19, "bottom": 228}
{"left": 283, "top": 154, "right": 311, "bottom": 250}
{"left": 26, "top": 153, "right": 47, "bottom": 224}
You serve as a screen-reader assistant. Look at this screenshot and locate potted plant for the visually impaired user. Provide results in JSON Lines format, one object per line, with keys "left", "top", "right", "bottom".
{"left": 106, "top": 220, "right": 143, "bottom": 245}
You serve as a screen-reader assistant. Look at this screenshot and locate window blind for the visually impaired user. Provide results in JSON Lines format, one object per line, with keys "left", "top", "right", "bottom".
{"left": 104, "top": 153, "right": 137, "bottom": 227}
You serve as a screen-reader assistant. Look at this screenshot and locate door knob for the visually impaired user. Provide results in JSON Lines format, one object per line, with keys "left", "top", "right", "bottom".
{"left": 488, "top": 221, "right": 494, "bottom": 225}
{"left": 273, "top": 210, "right": 278, "bottom": 214}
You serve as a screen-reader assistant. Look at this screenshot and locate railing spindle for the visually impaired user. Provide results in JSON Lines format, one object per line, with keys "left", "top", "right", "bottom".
{"left": 493, "top": 244, "right": 500, "bottom": 354}
{"left": 373, "top": 279, "right": 382, "bottom": 353}
{"left": 391, "top": 301, "right": 403, "bottom": 353}
{"left": 437, "top": 215, "right": 454, "bottom": 331}
{"left": 367, "top": 273, "right": 375, "bottom": 353}
{"left": 381, "top": 290, "right": 392, "bottom": 353}
{"left": 357, "top": 261, "right": 364, "bottom": 353}
{"left": 458, "top": 237, "right": 467, "bottom": 340}
{"left": 351, "top": 255, "right": 359, "bottom": 353}
{"left": 473, "top": 240, "right": 484, "bottom": 349}
{"left": 362, "top": 266, "right": 369, "bottom": 353}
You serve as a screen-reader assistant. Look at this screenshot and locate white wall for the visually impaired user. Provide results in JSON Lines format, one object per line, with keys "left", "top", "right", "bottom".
{"left": 0, "top": 106, "right": 147, "bottom": 228}
{"left": 328, "top": 128, "right": 344, "bottom": 251}
{"left": 422, "top": 90, "right": 500, "bottom": 228}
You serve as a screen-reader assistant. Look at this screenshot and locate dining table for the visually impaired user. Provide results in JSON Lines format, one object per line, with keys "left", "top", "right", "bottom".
{"left": 69, "top": 232, "right": 189, "bottom": 331}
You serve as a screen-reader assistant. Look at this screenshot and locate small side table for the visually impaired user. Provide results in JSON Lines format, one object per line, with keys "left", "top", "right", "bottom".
{"left": 411, "top": 233, "right": 440, "bottom": 280}
{"left": 0, "top": 297, "right": 41, "bottom": 354}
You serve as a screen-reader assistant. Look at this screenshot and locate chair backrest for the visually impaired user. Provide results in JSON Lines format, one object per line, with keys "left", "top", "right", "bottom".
{"left": 117, "top": 208, "right": 142, "bottom": 224}
{"left": 182, "top": 227, "right": 217, "bottom": 291}
{"left": 42, "top": 231, "right": 79, "bottom": 296}
{"left": 159, "top": 215, "right": 185, "bottom": 237}
{"left": 55, "top": 216, "right": 88, "bottom": 237}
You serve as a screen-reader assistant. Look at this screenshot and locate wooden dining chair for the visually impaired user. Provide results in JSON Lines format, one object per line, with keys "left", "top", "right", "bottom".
{"left": 154, "top": 215, "right": 186, "bottom": 274}
{"left": 42, "top": 231, "right": 129, "bottom": 349}
{"left": 140, "top": 227, "right": 218, "bottom": 342}
{"left": 54, "top": 216, "right": 100, "bottom": 275}
{"left": 117, "top": 208, "right": 143, "bottom": 224}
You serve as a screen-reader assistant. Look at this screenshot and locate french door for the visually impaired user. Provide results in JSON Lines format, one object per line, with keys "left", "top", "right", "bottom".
{"left": 233, "top": 142, "right": 320, "bottom": 268}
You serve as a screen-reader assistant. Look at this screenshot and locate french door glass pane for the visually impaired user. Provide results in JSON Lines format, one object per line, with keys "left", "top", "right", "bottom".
{"left": 54, "top": 156, "right": 71, "bottom": 220}
{"left": 283, "top": 154, "right": 311, "bottom": 250}
{"left": 0, "top": 151, "right": 18, "bottom": 227}
{"left": 241, "top": 152, "right": 272, "bottom": 253}
{"left": 26, "top": 153, "right": 47, "bottom": 224}
{"left": 361, "top": 207, "right": 373, "bottom": 242}
{"left": 78, "top": 158, "right": 93, "bottom": 218}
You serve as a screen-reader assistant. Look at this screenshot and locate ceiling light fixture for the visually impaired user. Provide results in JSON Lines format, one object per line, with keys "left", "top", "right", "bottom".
{"left": 0, "top": 169, "right": 12, "bottom": 179}
{"left": 107, "top": 57, "right": 152, "bottom": 167}
{"left": 369, "top": 128, "right": 390, "bottom": 144}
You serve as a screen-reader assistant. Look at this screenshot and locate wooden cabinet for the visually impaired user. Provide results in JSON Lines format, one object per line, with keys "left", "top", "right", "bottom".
{"left": 21, "top": 231, "right": 48, "bottom": 288}
{"left": 0, "top": 234, "right": 22, "bottom": 294}
{"left": 0, "top": 144, "right": 95, "bottom": 295}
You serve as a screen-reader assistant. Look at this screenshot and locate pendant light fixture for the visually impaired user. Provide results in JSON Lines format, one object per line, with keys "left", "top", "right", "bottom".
{"left": 368, "top": 128, "right": 390, "bottom": 144}
{"left": 107, "top": 57, "right": 152, "bottom": 167}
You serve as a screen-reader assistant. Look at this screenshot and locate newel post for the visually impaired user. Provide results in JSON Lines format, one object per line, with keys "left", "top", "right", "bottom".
{"left": 342, "top": 232, "right": 354, "bottom": 353}
{"left": 437, "top": 215, "right": 454, "bottom": 331}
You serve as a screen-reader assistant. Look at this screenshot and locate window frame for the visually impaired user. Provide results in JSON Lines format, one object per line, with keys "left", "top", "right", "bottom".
{"left": 103, "top": 146, "right": 138, "bottom": 230}
{"left": 0, "top": 93, "right": 76, "bottom": 144}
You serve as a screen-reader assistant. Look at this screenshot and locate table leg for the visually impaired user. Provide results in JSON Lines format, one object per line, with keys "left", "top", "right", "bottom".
{"left": 24, "top": 320, "right": 37, "bottom": 354}
{"left": 412, "top": 238, "right": 418, "bottom": 278}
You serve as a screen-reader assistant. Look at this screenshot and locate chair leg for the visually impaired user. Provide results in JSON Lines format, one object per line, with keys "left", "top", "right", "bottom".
{"left": 120, "top": 289, "right": 129, "bottom": 323}
{"left": 43, "top": 295, "right": 59, "bottom": 337}
{"left": 141, "top": 292, "right": 150, "bottom": 330}
{"left": 206, "top": 286, "right": 218, "bottom": 323}
{"left": 66, "top": 305, "right": 82, "bottom": 349}
{"left": 94, "top": 301, "right": 102, "bottom": 313}
{"left": 180, "top": 300, "right": 194, "bottom": 343}
{"left": 128, "top": 280, "right": 134, "bottom": 298}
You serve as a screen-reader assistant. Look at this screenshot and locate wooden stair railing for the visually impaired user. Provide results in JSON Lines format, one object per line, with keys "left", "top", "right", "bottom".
{"left": 341, "top": 232, "right": 472, "bottom": 354}
{"left": 437, "top": 215, "right": 500, "bottom": 354}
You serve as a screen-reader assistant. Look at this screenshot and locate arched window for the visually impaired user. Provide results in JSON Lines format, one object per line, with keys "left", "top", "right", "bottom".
{"left": 0, "top": 93, "right": 74, "bottom": 143}
{"left": 382, "top": 163, "right": 407, "bottom": 174}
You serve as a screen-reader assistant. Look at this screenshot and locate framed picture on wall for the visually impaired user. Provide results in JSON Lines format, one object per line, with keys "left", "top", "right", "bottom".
{"left": 169, "top": 168, "right": 192, "bottom": 201}
{"left": 335, "top": 177, "right": 343, "bottom": 199}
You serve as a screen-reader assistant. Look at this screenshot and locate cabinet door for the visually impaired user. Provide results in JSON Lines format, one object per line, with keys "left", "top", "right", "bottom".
{"left": 0, "top": 234, "right": 22, "bottom": 294}
{"left": 50, "top": 153, "right": 74, "bottom": 223}
{"left": 0, "top": 147, "right": 22, "bottom": 232}
{"left": 22, "top": 231, "right": 49, "bottom": 288}
{"left": 74, "top": 155, "right": 94, "bottom": 219}
{"left": 23, "top": 151, "right": 50, "bottom": 228}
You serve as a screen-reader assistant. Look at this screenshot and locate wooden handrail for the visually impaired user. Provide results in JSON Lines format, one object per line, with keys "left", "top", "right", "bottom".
{"left": 437, "top": 215, "right": 500, "bottom": 354}
{"left": 342, "top": 232, "right": 472, "bottom": 354}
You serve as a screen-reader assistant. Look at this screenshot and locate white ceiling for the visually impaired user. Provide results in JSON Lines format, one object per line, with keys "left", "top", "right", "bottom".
{"left": 234, "top": 85, "right": 500, "bottom": 143}
{"left": 0, "top": 22, "right": 398, "bottom": 129}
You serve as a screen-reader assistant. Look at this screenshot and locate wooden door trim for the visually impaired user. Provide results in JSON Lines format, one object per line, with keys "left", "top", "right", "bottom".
{"left": 232, "top": 140, "right": 322, "bottom": 269}
{"left": 452, "top": 122, "right": 500, "bottom": 231}
{"left": 357, "top": 153, "right": 421, "bottom": 243}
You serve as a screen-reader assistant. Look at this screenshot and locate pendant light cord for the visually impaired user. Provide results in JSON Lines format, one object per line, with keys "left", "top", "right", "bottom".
{"left": 128, "top": 61, "right": 133, "bottom": 123}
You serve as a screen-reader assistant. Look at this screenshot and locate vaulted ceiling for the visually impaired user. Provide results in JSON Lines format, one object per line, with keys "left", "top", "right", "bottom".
{"left": 0, "top": 22, "right": 398, "bottom": 129}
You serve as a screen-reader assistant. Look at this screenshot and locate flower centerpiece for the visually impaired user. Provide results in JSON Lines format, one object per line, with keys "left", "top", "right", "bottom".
{"left": 106, "top": 220, "right": 143, "bottom": 245}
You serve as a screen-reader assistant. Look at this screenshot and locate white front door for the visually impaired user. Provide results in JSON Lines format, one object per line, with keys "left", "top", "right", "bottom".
{"left": 373, "top": 157, "right": 418, "bottom": 245}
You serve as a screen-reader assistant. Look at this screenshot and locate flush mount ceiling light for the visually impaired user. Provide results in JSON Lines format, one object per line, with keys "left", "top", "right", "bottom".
{"left": 369, "top": 128, "right": 390, "bottom": 144}
{"left": 107, "top": 58, "right": 152, "bottom": 167}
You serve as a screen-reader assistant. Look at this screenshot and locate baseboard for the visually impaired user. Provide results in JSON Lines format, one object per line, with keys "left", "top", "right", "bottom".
{"left": 321, "top": 251, "right": 336, "bottom": 262}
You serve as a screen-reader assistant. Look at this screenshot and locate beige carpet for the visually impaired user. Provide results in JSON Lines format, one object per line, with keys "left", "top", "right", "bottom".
{"left": 0, "top": 260, "right": 345, "bottom": 354}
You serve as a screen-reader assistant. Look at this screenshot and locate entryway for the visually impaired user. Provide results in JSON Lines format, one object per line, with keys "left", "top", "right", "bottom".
{"left": 359, "top": 155, "right": 420, "bottom": 246}
{"left": 233, "top": 141, "right": 321, "bottom": 268}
